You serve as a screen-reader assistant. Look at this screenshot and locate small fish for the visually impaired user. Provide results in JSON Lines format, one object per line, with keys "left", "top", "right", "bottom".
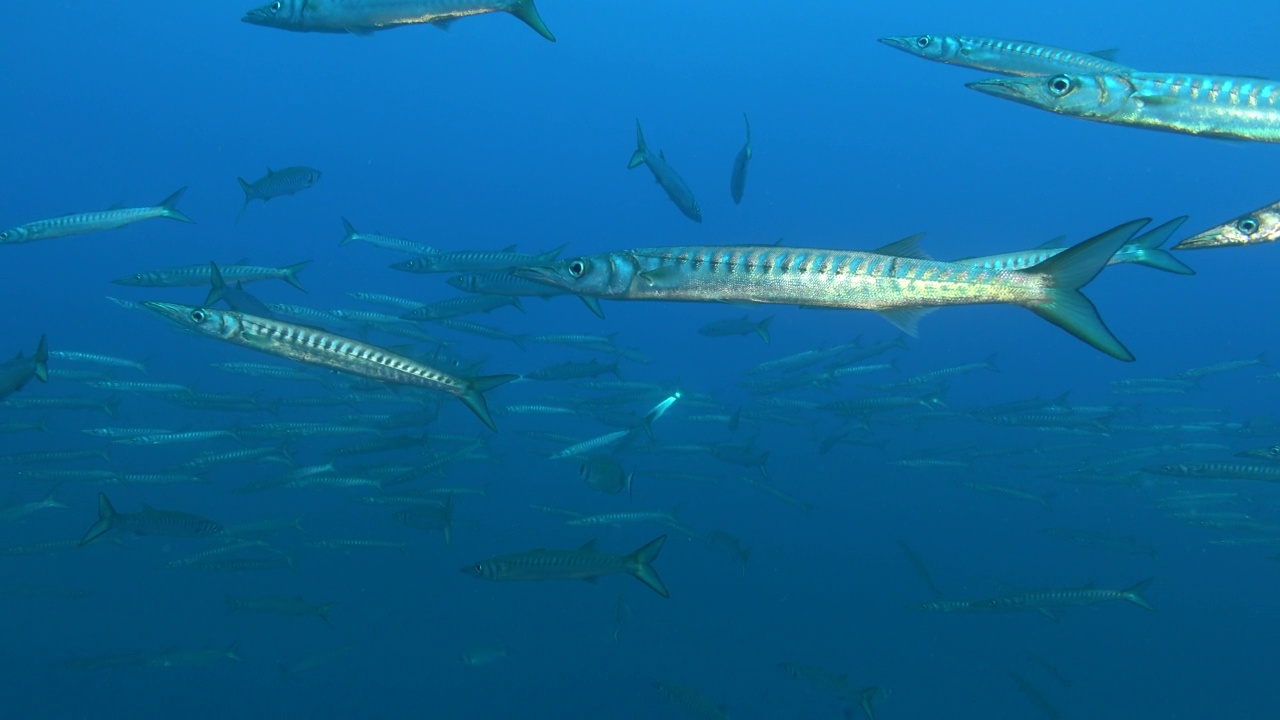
{"left": 115, "top": 260, "right": 310, "bottom": 291}
{"left": 0, "top": 188, "right": 192, "bottom": 244}
{"left": 79, "top": 493, "right": 223, "bottom": 546}
{"left": 628, "top": 120, "right": 702, "bottom": 223}
{"left": 236, "top": 166, "right": 322, "bottom": 221}
{"left": 729, "top": 113, "right": 752, "bottom": 204}
{"left": 463, "top": 535, "right": 670, "bottom": 598}
{"left": 579, "top": 455, "right": 634, "bottom": 497}
{"left": 698, "top": 315, "right": 772, "bottom": 344}
{"left": 652, "top": 681, "right": 729, "bottom": 720}
{"left": 0, "top": 335, "right": 48, "bottom": 401}
{"left": 242, "top": 0, "right": 556, "bottom": 42}
{"left": 339, "top": 218, "right": 437, "bottom": 254}
{"left": 460, "top": 643, "right": 508, "bottom": 667}
{"left": 878, "top": 34, "right": 1130, "bottom": 77}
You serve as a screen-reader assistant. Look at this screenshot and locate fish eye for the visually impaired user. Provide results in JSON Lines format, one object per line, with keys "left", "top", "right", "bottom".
{"left": 1236, "top": 217, "right": 1260, "bottom": 234}
{"left": 1047, "top": 75, "right": 1074, "bottom": 96}
{"left": 134, "top": 273, "right": 144, "bottom": 280}
{"left": 915, "top": 35, "right": 932, "bottom": 49}
{"left": 271, "top": 1, "right": 282, "bottom": 11}
{"left": 0, "top": 231, "right": 7, "bottom": 240}
{"left": 190, "top": 309, "right": 206, "bottom": 323}
{"left": 474, "top": 564, "right": 483, "bottom": 573}
{"left": 568, "top": 260, "right": 586, "bottom": 277}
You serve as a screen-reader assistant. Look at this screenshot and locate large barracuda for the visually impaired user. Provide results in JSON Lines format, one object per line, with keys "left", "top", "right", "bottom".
{"left": 242, "top": 0, "right": 555, "bottom": 42}
{"left": 462, "top": 535, "right": 670, "bottom": 598}
{"left": 961, "top": 216, "right": 1194, "bottom": 275}
{"left": 517, "top": 220, "right": 1148, "bottom": 361}
{"left": 968, "top": 71, "right": 1280, "bottom": 143}
{"left": 879, "top": 34, "right": 1131, "bottom": 77}
{"left": 79, "top": 493, "right": 223, "bottom": 546}
{"left": 0, "top": 335, "right": 48, "bottom": 401}
{"left": 628, "top": 120, "right": 702, "bottom": 223}
{"left": 0, "top": 188, "right": 192, "bottom": 244}
{"left": 141, "top": 302, "right": 517, "bottom": 430}
{"left": 1174, "top": 197, "right": 1280, "bottom": 250}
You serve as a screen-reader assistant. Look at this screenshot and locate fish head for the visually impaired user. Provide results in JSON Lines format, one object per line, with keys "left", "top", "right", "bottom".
{"left": 461, "top": 559, "right": 501, "bottom": 580}
{"left": 1173, "top": 202, "right": 1280, "bottom": 250}
{"left": 390, "top": 256, "right": 435, "bottom": 273}
{"left": 512, "top": 252, "right": 637, "bottom": 298}
{"left": 112, "top": 271, "right": 163, "bottom": 287}
{"left": 877, "top": 35, "right": 961, "bottom": 63}
{"left": 142, "top": 302, "right": 241, "bottom": 341}
{"left": 446, "top": 274, "right": 476, "bottom": 292}
{"left": 0, "top": 226, "right": 30, "bottom": 243}
{"left": 966, "top": 73, "right": 1130, "bottom": 119}
{"left": 242, "top": 0, "right": 302, "bottom": 29}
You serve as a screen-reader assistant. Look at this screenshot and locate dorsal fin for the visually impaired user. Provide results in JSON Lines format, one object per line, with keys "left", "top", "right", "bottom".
{"left": 874, "top": 233, "right": 932, "bottom": 260}
{"left": 1036, "top": 235, "right": 1067, "bottom": 249}
{"left": 1087, "top": 48, "right": 1120, "bottom": 60}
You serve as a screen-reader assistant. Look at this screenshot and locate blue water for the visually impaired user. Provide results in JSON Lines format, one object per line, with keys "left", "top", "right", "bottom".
{"left": 2, "top": 1, "right": 1279, "bottom": 717}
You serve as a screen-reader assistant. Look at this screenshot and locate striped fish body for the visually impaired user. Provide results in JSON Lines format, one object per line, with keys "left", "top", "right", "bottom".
{"left": 80, "top": 493, "right": 221, "bottom": 546}
{"left": 1145, "top": 462, "right": 1280, "bottom": 480}
{"left": 142, "top": 302, "right": 516, "bottom": 430}
{"left": 447, "top": 270, "right": 570, "bottom": 297}
{"left": 518, "top": 220, "right": 1144, "bottom": 361}
{"left": 464, "top": 536, "right": 668, "bottom": 597}
{"left": 969, "top": 72, "right": 1280, "bottom": 142}
{"left": 985, "top": 582, "right": 1154, "bottom": 612}
{"left": 114, "top": 261, "right": 310, "bottom": 291}
{"left": 0, "top": 188, "right": 192, "bottom": 243}
{"left": 879, "top": 34, "right": 1130, "bottom": 77}
{"left": 963, "top": 216, "right": 1193, "bottom": 275}
{"left": 402, "top": 294, "right": 523, "bottom": 321}
{"left": 390, "top": 245, "right": 565, "bottom": 274}
{"left": 242, "top": 0, "right": 555, "bottom": 41}
{"left": 339, "top": 218, "right": 436, "bottom": 254}
{"left": 652, "top": 682, "right": 729, "bottom": 720}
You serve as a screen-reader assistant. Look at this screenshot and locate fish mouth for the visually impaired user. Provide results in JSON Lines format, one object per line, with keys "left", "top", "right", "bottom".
{"left": 141, "top": 301, "right": 196, "bottom": 323}
{"left": 510, "top": 264, "right": 560, "bottom": 285}
{"left": 965, "top": 78, "right": 1032, "bottom": 101}
{"left": 876, "top": 36, "right": 915, "bottom": 52}
{"left": 241, "top": 8, "right": 274, "bottom": 25}
{"left": 1170, "top": 232, "right": 1224, "bottom": 251}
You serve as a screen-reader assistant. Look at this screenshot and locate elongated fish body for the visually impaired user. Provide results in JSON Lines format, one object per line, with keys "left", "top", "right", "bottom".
{"left": 1174, "top": 198, "right": 1280, "bottom": 250}
{"left": 391, "top": 244, "right": 565, "bottom": 274}
{"left": 699, "top": 315, "right": 773, "bottom": 343}
{"left": 518, "top": 220, "right": 1147, "bottom": 361}
{"left": 114, "top": 260, "right": 310, "bottom": 291}
{"left": 79, "top": 493, "right": 223, "bottom": 546}
{"left": 968, "top": 71, "right": 1280, "bottom": 143}
{"left": 141, "top": 302, "right": 516, "bottom": 430}
{"left": 962, "top": 216, "right": 1194, "bottom": 275}
{"left": 0, "top": 335, "right": 48, "bottom": 400}
{"left": 447, "top": 270, "right": 571, "bottom": 298}
{"left": 243, "top": 0, "right": 555, "bottom": 42}
{"left": 339, "top": 218, "right": 437, "bottom": 254}
{"left": 49, "top": 350, "right": 145, "bottom": 373}
{"left": 463, "top": 536, "right": 669, "bottom": 598}
{"left": 919, "top": 578, "right": 1155, "bottom": 614}
{"left": 0, "top": 188, "right": 192, "bottom": 244}
{"left": 236, "top": 166, "right": 321, "bottom": 220}
{"left": 729, "top": 113, "right": 751, "bottom": 204}
{"left": 629, "top": 120, "right": 702, "bottom": 223}
{"left": 652, "top": 682, "right": 729, "bottom": 720}
{"left": 402, "top": 294, "right": 523, "bottom": 321}
{"left": 879, "top": 35, "right": 1130, "bottom": 77}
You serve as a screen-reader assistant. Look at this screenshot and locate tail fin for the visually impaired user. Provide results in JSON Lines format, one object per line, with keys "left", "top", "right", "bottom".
{"left": 156, "top": 187, "right": 194, "bottom": 224}
{"left": 205, "top": 262, "right": 227, "bottom": 306}
{"left": 627, "top": 535, "right": 669, "bottom": 598}
{"left": 1122, "top": 577, "right": 1156, "bottom": 611}
{"left": 281, "top": 261, "right": 311, "bottom": 292}
{"left": 983, "top": 353, "right": 998, "bottom": 373}
{"left": 1021, "top": 219, "right": 1146, "bottom": 361}
{"left": 628, "top": 120, "right": 649, "bottom": 169}
{"left": 79, "top": 492, "right": 119, "bottom": 546}
{"left": 225, "top": 641, "right": 244, "bottom": 663}
{"left": 459, "top": 374, "right": 520, "bottom": 431}
{"left": 236, "top": 178, "right": 252, "bottom": 223}
{"left": 608, "top": 361, "right": 624, "bottom": 380}
{"left": 756, "top": 316, "right": 773, "bottom": 345}
{"left": 1127, "top": 216, "right": 1195, "bottom": 275}
{"left": 339, "top": 218, "right": 358, "bottom": 246}
{"left": 743, "top": 112, "right": 751, "bottom": 144}
{"left": 32, "top": 334, "right": 48, "bottom": 383}
{"left": 507, "top": 0, "right": 555, "bottom": 42}
{"left": 318, "top": 603, "right": 336, "bottom": 628}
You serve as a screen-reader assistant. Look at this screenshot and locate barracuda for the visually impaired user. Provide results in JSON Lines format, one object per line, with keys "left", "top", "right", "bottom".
{"left": 243, "top": 0, "right": 555, "bottom": 42}
{"left": 516, "top": 220, "right": 1144, "bottom": 361}
{"left": 879, "top": 34, "right": 1130, "bottom": 77}
{"left": 1174, "top": 197, "right": 1280, "bottom": 250}
{"left": 968, "top": 71, "right": 1280, "bottom": 143}
{"left": 463, "top": 535, "right": 670, "bottom": 598}
{"left": 0, "top": 188, "right": 192, "bottom": 244}
{"left": 141, "top": 302, "right": 516, "bottom": 430}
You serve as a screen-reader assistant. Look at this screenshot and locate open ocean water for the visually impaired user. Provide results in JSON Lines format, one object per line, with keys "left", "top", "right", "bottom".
{"left": 2, "top": 1, "right": 1279, "bottom": 717}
